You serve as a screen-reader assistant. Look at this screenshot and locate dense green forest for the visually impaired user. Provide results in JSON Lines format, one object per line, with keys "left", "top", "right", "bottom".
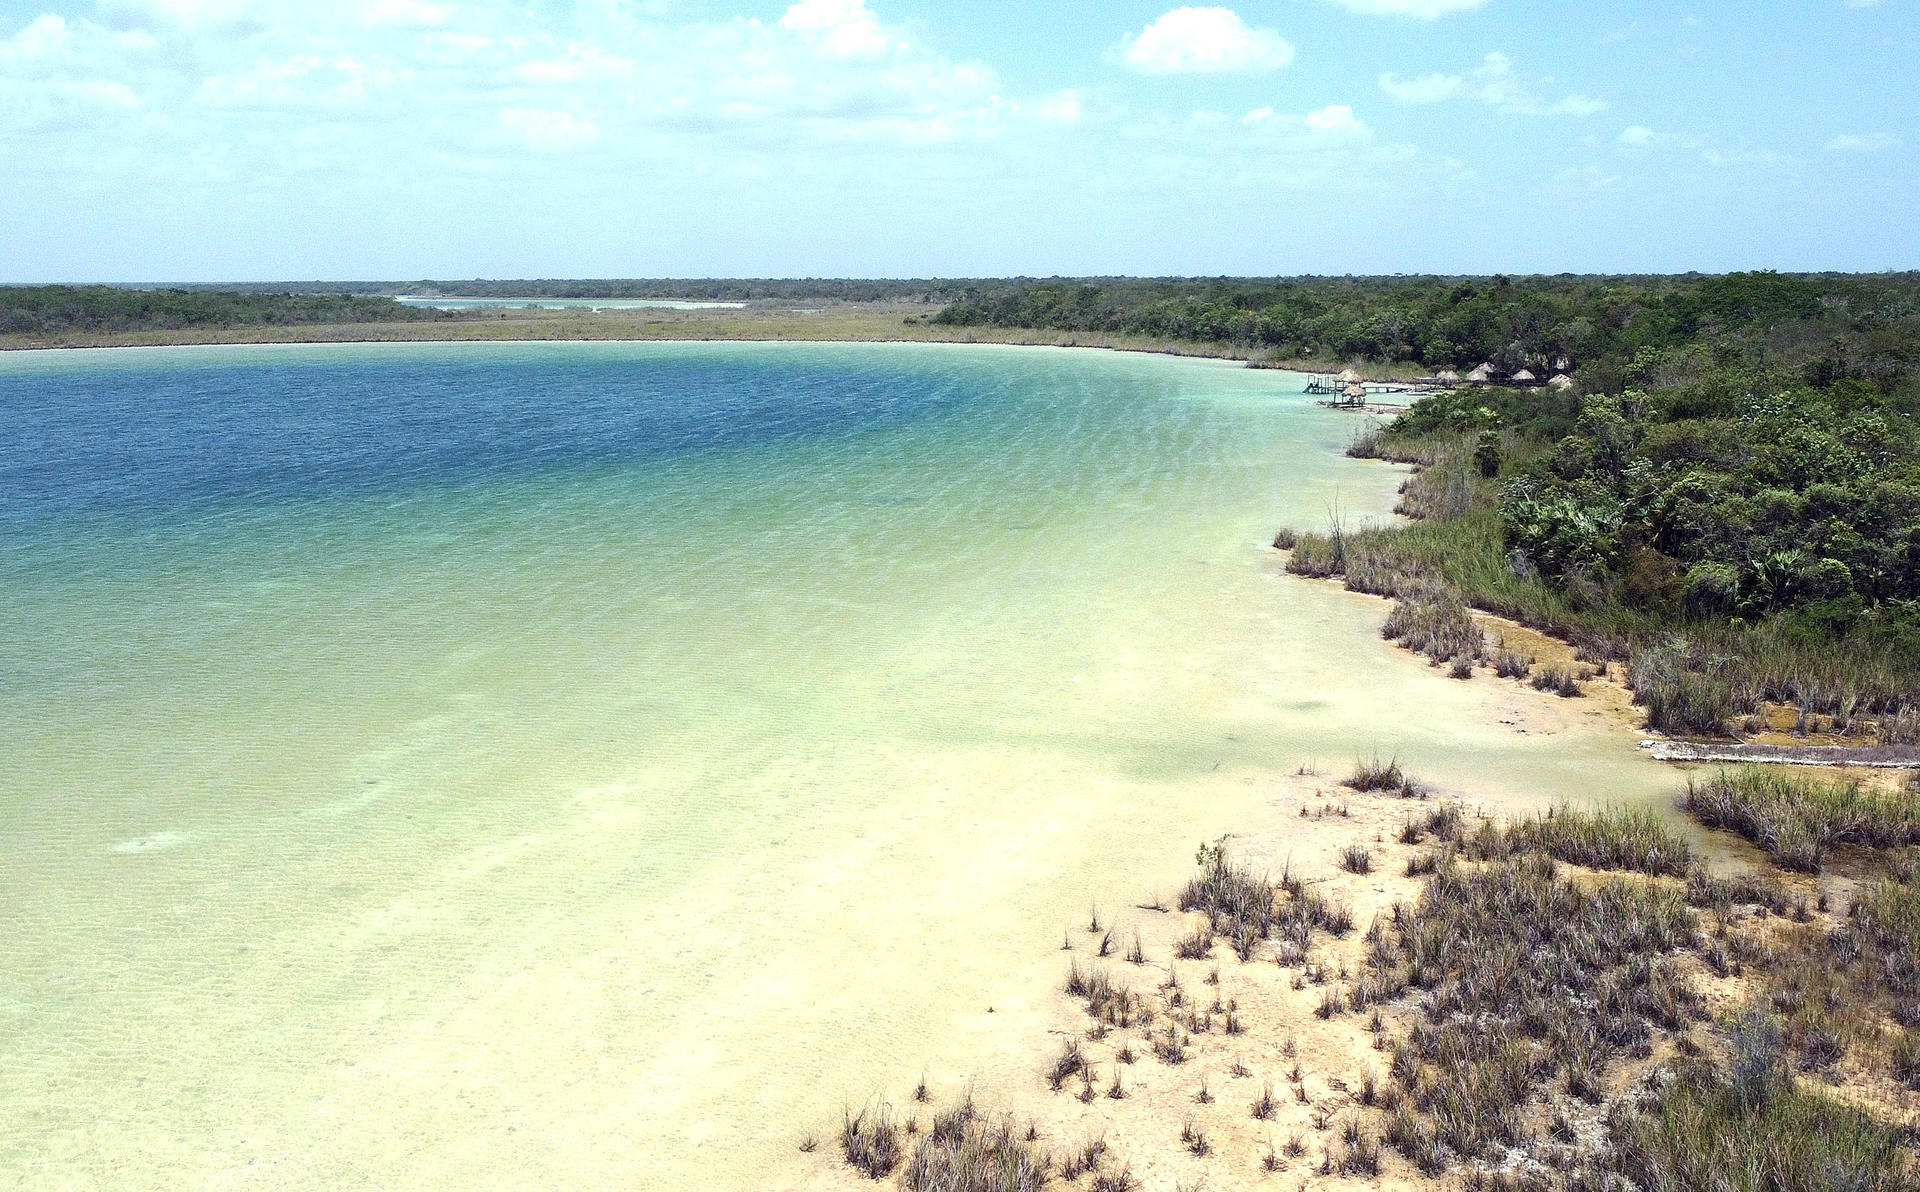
{"left": 1256, "top": 272, "right": 1920, "bottom": 738}
{"left": 933, "top": 272, "right": 1920, "bottom": 380}
{"left": 0, "top": 286, "right": 449, "bottom": 334}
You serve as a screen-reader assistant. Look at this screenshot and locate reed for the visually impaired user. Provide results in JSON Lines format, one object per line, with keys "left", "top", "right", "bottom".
{"left": 1608, "top": 1050, "right": 1918, "bottom": 1192}
{"left": 1382, "top": 590, "right": 1487, "bottom": 666}
{"left": 1464, "top": 804, "right": 1693, "bottom": 877}
{"left": 1682, "top": 768, "right": 1920, "bottom": 872}
{"left": 1342, "top": 755, "right": 1424, "bottom": 798}
{"left": 841, "top": 1104, "right": 903, "bottom": 1179}
{"left": 1368, "top": 855, "right": 1700, "bottom": 1164}
{"left": 896, "top": 1098, "right": 1053, "bottom": 1192}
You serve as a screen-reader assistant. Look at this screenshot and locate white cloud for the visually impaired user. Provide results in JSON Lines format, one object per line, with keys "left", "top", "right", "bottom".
{"left": 1030, "top": 89, "right": 1083, "bottom": 125}
{"left": 779, "top": 0, "right": 896, "bottom": 60}
{"left": 1378, "top": 71, "right": 1462, "bottom": 104}
{"left": 1321, "top": 0, "right": 1489, "bottom": 16}
{"left": 1471, "top": 52, "right": 1605, "bottom": 116}
{"left": 1304, "top": 103, "right": 1369, "bottom": 139}
{"left": 1118, "top": 8, "right": 1295, "bottom": 75}
{"left": 1827, "top": 132, "right": 1899, "bottom": 152}
{"left": 498, "top": 107, "right": 601, "bottom": 150}
{"left": 1617, "top": 125, "right": 1707, "bottom": 152}
{"left": 1378, "top": 53, "right": 1603, "bottom": 116}
{"left": 1240, "top": 103, "right": 1372, "bottom": 144}
{"left": 0, "top": 0, "right": 1045, "bottom": 164}
{"left": 1615, "top": 126, "right": 1791, "bottom": 171}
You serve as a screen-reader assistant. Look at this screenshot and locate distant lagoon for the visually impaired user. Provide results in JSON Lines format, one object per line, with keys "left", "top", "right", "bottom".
{"left": 395, "top": 295, "right": 749, "bottom": 312}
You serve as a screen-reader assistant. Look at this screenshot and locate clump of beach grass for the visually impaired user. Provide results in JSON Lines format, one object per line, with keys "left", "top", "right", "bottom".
{"left": 1682, "top": 768, "right": 1920, "bottom": 872}
{"left": 1491, "top": 647, "right": 1534, "bottom": 680}
{"left": 899, "top": 1109, "right": 1049, "bottom": 1192}
{"left": 1530, "top": 664, "right": 1584, "bottom": 698}
{"left": 1342, "top": 755, "right": 1425, "bottom": 798}
{"left": 841, "top": 1104, "right": 904, "bottom": 1179}
{"left": 1383, "top": 590, "right": 1486, "bottom": 666}
{"left": 1046, "top": 1038, "right": 1087, "bottom": 1092}
{"left": 1178, "top": 839, "right": 1356, "bottom": 965}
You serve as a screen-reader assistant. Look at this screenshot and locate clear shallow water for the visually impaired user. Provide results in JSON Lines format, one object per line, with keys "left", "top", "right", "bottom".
{"left": 0, "top": 342, "right": 1674, "bottom": 1189}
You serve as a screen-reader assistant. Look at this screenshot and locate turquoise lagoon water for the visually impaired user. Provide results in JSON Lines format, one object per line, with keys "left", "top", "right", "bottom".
{"left": 0, "top": 342, "right": 1674, "bottom": 1189}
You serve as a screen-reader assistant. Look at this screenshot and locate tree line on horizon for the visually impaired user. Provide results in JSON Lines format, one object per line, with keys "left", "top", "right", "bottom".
{"left": 0, "top": 286, "right": 447, "bottom": 335}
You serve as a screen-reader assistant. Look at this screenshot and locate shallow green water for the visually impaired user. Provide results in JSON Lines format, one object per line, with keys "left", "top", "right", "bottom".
{"left": 0, "top": 342, "right": 1674, "bottom": 1189}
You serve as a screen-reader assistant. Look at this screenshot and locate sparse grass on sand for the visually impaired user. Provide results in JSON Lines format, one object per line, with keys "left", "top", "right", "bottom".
{"left": 818, "top": 775, "right": 1920, "bottom": 1192}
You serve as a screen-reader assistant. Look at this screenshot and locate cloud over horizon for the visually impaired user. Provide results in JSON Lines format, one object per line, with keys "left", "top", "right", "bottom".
{"left": 0, "top": 0, "right": 1911, "bottom": 278}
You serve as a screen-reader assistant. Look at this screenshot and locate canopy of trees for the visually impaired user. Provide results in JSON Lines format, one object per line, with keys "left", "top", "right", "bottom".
{"left": 932, "top": 272, "right": 1920, "bottom": 381}
{"left": 0, "top": 286, "right": 448, "bottom": 335}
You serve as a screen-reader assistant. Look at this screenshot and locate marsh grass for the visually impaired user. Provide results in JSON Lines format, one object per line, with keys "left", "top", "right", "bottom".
{"left": 1492, "top": 647, "right": 1534, "bottom": 680}
{"left": 1363, "top": 854, "right": 1700, "bottom": 1163}
{"left": 1382, "top": 591, "right": 1487, "bottom": 666}
{"left": 1683, "top": 768, "right": 1920, "bottom": 872}
{"left": 1047, "top": 1038, "right": 1087, "bottom": 1092}
{"left": 1609, "top": 1050, "right": 1919, "bottom": 1192}
{"left": 1281, "top": 478, "right": 1915, "bottom": 736}
{"left": 1462, "top": 804, "right": 1693, "bottom": 877}
{"left": 1178, "top": 839, "right": 1355, "bottom": 968}
{"left": 1174, "top": 928, "right": 1214, "bottom": 960}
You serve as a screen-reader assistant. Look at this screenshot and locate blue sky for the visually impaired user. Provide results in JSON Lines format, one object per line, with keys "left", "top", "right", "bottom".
{"left": 1, "top": 0, "right": 1915, "bottom": 281}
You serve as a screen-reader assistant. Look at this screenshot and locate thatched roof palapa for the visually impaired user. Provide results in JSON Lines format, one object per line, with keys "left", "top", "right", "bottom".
{"left": 1465, "top": 364, "right": 1495, "bottom": 384}
{"left": 1436, "top": 369, "right": 1461, "bottom": 384}
{"left": 1343, "top": 383, "right": 1368, "bottom": 399}
{"left": 1335, "top": 368, "right": 1361, "bottom": 383}
{"left": 1512, "top": 369, "right": 1538, "bottom": 384}
{"left": 1548, "top": 373, "right": 1575, "bottom": 391}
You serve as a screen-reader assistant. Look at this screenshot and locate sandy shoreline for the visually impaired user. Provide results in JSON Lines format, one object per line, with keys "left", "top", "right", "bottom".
{"left": 787, "top": 490, "right": 1914, "bottom": 1190}
{"left": 0, "top": 302, "right": 1427, "bottom": 380}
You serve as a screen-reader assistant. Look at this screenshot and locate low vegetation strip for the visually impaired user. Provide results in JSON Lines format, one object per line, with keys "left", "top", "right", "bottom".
{"left": 1681, "top": 768, "right": 1920, "bottom": 872}
{"left": 1459, "top": 804, "right": 1694, "bottom": 876}
{"left": 0, "top": 285, "right": 448, "bottom": 335}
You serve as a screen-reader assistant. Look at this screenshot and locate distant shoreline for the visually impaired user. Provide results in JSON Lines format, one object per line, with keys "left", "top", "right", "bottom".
{"left": 0, "top": 303, "right": 1430, "bottom": 380}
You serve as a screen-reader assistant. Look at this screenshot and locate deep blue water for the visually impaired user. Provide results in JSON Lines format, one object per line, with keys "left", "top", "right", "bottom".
{"left": 0, "top": 343, "right": 974, "bottom": 530}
